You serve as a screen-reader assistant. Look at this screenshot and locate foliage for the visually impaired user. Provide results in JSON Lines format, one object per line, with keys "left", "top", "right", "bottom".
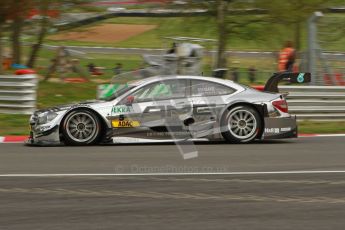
{"left": 0, "top": 0, "right": 92, "bottom": 67}
{"left": 180, "top": 0, "right": 266, "bottom": 68}
{"left": 257, "top": 0, "right": 345, "bottom": 50}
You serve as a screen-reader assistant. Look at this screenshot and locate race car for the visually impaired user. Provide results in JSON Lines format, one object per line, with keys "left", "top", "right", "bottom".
{"left": 27, "top": 72, "right": 310, "bottom": 146}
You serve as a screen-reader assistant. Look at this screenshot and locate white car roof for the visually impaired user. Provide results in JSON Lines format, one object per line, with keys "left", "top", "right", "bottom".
{"left": 129, "top": 75, "right": 243, "bottom": 91}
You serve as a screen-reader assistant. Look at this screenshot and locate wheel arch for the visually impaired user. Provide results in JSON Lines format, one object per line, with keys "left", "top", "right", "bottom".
{"left": 59, "top": 107, "right": 110, "bottom": 142}
{"left": 220, "top": 101, "right": 267, "bottom": 139}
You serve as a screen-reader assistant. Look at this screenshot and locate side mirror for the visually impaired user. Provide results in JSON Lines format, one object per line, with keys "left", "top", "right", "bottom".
{"left": 126, "top": 95, "right": 135, "bottom": 105}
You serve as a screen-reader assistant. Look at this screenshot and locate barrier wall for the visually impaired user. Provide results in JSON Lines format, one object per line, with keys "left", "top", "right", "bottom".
{"left": 0, "top": 74, "right": 38, "bottom": 115}
{"left": 280, "top": 86, "right": 345, "bottom": 120}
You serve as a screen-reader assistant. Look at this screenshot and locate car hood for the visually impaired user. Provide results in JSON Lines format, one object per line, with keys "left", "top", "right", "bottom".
{"left": 34, "top": 100, "right": 106, "bottom": 114}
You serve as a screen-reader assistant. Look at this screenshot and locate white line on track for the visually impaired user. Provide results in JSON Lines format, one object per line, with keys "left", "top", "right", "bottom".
{"left": 308, "top": 134, "right": 345, "bottom": 137}
{"left": 1, "top": 170, "right": 345, "bottom": 177}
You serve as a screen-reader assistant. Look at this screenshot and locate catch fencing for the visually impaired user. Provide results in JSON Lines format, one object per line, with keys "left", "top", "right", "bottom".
{"left": 0, "top": 74, "right": 38, "bottom": 115}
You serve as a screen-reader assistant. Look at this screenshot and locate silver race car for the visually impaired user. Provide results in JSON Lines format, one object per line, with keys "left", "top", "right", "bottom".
{"left": 27, "top": 72, "right": 311, "bottom": 146}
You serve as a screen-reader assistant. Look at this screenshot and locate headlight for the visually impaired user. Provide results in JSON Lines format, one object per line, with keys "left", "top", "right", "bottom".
{"left": 37, "top": 111, "right": 58, "bottom": 125}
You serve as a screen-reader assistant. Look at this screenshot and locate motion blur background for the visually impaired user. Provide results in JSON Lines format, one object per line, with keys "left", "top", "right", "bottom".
{"left": 0, "top": 0, "right": 345, "bottom": 135}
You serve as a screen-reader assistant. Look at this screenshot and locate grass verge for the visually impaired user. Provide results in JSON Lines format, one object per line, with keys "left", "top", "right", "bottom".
{"left": 41, "top": 14, "right": 345, "bottom": 52}
{"left": 298, "top": 121, "right": 345, "bottom": 134}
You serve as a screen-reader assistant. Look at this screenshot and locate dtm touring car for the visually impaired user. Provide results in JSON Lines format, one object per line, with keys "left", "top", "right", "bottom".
{"left": 27, "top": 72, "right": 311, "bottom": 146}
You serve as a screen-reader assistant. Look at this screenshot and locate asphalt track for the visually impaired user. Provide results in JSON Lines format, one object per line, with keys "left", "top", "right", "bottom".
{"left": 0, "top": 136, "right": 345, "bottom": 229}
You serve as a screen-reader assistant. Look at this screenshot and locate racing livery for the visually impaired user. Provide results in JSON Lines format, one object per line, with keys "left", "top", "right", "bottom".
{"left": 27, "top": 72, "right": 311, "bottom": 146}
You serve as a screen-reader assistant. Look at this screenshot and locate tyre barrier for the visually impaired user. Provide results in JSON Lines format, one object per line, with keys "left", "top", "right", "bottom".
{"left": 0, "top": 74, "right": 38, "bottom": 115}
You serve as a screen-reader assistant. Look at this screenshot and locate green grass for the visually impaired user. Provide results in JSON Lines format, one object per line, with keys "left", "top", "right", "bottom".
{"left": 45, "top": 17, "right": 219, "bottom": 48}
{"left": 0, "top": 114, "right": 30, "bottom": 136}
{"left": 37, "top": 81, "right": 99, "bottom": 108}
{"left": 298, "top": 121, "right": 345, "bottom": 134}
{"left": 44, "top": 16, "right": 286, "bottom": 50}
{"left": 20, "top": 47, "right": 144, "bottom": 80}
{"left": 41, "top": 14, "right": 345, "bottom": 51}
{"left": 41, "top": 17, "right": 264, "bottom": 48}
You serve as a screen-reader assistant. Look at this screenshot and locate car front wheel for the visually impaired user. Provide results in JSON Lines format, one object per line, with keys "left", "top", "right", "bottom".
{"left": 61, "top": 109, "right": 101, "bottom": 145}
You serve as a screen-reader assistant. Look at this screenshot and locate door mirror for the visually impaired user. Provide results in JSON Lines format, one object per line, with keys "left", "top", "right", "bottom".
{"left": 126, "top": 95, "right": 135, "bottom": 105}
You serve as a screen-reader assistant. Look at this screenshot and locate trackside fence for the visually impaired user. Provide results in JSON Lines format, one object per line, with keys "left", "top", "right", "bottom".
{"left": 279, "top": 86, "right": 345, "bottom": 120}
{"left": 0, "top": 74, "right": 38, "bottom": 115}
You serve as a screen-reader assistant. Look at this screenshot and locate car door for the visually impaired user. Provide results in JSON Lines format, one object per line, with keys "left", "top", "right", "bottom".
{"left": 189, "top": 79, "right": 236, "bottom": 138}
{"left": 111, "top": 79, "right": 192, "bottom": 139}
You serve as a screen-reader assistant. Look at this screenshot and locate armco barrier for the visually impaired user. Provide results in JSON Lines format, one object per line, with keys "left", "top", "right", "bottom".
{"left": 0, "top": 74, "right": 38, "bottom": 115}
{"left": 279, "top": 86, "right": 345, "bottom": 120}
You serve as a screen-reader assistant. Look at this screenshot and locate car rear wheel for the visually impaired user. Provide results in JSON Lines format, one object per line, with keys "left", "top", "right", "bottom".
{"left": 62, "top": 110, "right": 101, "bottom": 145}
{"left": 221, "top": 105, "right": 262, "bottom": 143}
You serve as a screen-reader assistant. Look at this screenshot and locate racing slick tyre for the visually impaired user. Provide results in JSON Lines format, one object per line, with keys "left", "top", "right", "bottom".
{"left": 221, "top": 105, "right": 262, "bottom": 143}
{"left": 61, "top": 109, "right": 102, "bottom": 145}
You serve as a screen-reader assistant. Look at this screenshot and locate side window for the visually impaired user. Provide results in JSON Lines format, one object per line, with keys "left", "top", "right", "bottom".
{"left": 191, "top": 80, "right": 235, "bottom": 97}
{"left": 131, "top": 79, "right": 187, "bottom": 103}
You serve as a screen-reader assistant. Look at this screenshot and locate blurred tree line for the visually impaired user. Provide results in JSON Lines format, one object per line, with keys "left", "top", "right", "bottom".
{"left": 0, "top": 0, "right": 344, "bottom": 74}
{"left": 0, "top": 0, "right": 87, "bottom": 74}
{"left": 185, "top": 0, "right": 344, "bottom": 68}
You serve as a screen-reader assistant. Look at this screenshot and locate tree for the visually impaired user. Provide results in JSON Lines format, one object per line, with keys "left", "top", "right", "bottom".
{"left": 26, "top": 0, "right": 93, "bottom": 68}
{"left": 258, "top": 0, "right": 344, "bottom": 51}
{"left": 27, "top": 0, "right": 51, "bottom": 68}
{"left": 179, "top": 0, "right": 345, "bottom": 70}
{"left": 0, "top": 9, "right": 6, "bottom": 74}
{"left": 9, "top": 0, "right": 32, "bottom": 65}
{"left": 2, "top": 0, "right": 97, "bottom": 70}
{"left": 184, "top": 0, "right": 265, "bottom": 68}
{"left": 216, "top": 0, "right": 228, "bottom": 69}
{"left": 0, "top": 0, "right": 12, "bottom": 74}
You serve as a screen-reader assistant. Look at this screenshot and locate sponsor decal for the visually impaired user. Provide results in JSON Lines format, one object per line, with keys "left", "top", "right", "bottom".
{"left": 112, "top": 119, "right": 140, "bottom": 128}
{"left": 111, "top": 105, "right": 132, "bottom": 115}
{"left": 265, "top": 127, "right": 292, "bottom": 134}
{"left": 297, "top": 73, "right": 305, "bottom": 83}
{"left": 265, "top": 128, "right": 280, "bottom": 134}
{"left": 281, "top": 127, "right": 292, "bottom": 132}
{"left": 146, "top": 131, "right": 190, "bottom": 137}
{"left": 196, "top": 86, "right": 216, "bottom": 94}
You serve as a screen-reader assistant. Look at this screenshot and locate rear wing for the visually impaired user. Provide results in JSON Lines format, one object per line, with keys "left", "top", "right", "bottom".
{"left": 264, "top": 72, "right": 311, "bottom": 93}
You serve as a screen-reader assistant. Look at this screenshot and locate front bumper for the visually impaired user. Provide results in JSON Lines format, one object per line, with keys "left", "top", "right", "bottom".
{"left": 26, "top": 125, "right": 62, "bottom": 146}
{"left": 262, "top": 116, "right": 298, "bottom": 140}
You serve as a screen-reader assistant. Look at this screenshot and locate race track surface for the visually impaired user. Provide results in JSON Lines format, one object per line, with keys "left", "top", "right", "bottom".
{"left": 0, "top": 136, "right": 344, "bottom": 229}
